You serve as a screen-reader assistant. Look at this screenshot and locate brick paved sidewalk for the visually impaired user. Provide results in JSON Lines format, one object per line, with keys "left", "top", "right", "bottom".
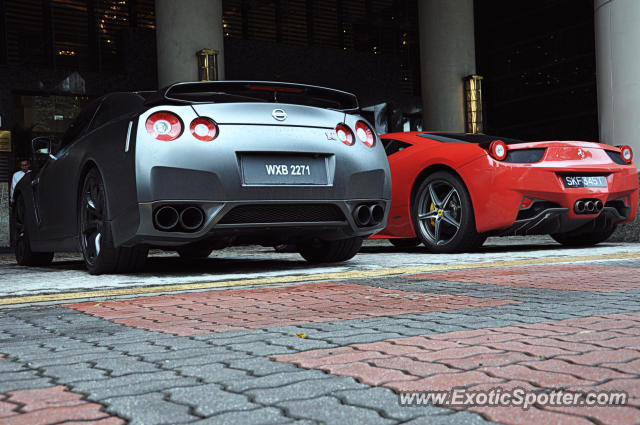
{"left": 1, "top": 260, "right": 639, "bottom": 424}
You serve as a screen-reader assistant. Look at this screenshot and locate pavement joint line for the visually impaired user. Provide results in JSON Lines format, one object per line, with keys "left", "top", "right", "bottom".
{"left": 1, "top": 251, "right": 639, "bottom": 307}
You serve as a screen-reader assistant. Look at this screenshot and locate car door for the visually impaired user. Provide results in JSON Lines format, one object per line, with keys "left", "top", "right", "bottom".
{"left": 34, "top": 100, "right": 101, "bottom": 240}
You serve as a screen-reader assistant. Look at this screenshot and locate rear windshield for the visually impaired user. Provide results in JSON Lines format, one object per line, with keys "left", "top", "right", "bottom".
{"left": 418, "top": 133, "right": 525, "bottom": 144}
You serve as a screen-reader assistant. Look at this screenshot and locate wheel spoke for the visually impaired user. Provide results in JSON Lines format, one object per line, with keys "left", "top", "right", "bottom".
{"left": 434, "top": 218, "right": 441, "bottom": 242}
{"left": 418, "top": 210, "right": 439, "bottom": 221}
{"left": 86, "top": 194, "right": 97, "bottom": 212}
{"left": 83, "top": 218, "right": 100, "bottom": 235}
{"left": 442, "top": 212, "right": 460, "bottom": 229}
{"left": 441, "top": 188, "right": 457, "bottom": 209}
{"left": 94, "top": 232, "right": 102, "bottom": 256}
{"left": 428, "top": 184, "right": 442, "bottom": 208}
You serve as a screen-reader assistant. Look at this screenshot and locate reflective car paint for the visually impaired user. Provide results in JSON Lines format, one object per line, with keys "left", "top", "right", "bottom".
{"left": 15, "top": 83, "right": 391, "bottom": 254}
{"left": 373, "top": 132, "right": 638, "bottom": 239}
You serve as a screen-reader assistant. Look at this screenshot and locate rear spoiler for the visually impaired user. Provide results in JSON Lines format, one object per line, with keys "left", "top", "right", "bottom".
{"left": 144, "top": 81, "right": 359, "bottom": 112}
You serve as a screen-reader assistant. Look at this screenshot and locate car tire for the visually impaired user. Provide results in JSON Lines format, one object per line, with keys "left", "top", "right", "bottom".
{"left": 176, "top": 244, "right": 213, "bottom": 260}
{"left": 388, "top": 238, "right": 421, "bottom": 248}
{"left": 14, "top": 195, "right": 54, "bottom": 267}
{"left": 412, "top": 171, "right": 486, "bottom": 253}
{"left": 79, "top": 168, "right": 148, "bottom": 275}
{"left": 297, "top": 237, "right": 363, "bottom": 263}
{"left": 551, "top": 223, "right": 617, "bottom": 247}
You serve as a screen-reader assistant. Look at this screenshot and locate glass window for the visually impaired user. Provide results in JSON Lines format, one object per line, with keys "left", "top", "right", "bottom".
{"left": 87, "top": 93, "right": 145, "bottom": 133}
{"left": 381, "top": 139, "right": 411, "bottom": 156}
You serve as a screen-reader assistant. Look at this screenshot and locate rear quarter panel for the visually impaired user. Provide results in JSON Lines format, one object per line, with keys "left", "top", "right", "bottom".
{"left": 378, "top": 133, "right": 486, "bottom": 238}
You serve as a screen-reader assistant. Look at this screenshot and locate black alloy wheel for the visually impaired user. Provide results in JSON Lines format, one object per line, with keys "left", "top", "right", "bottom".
{"left": 79, "top": 168, "right": 148, "bottom": 274}
{"left": 80, "top": 168, "right": 106, "bottom": 268}
{"left": 412, "top": 171, "right": 486, "bottom": 253}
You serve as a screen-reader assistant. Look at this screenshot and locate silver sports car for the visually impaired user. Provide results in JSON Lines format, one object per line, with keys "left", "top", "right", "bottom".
{"left": 14, "top": 81, "right": 391, "bottom": 274}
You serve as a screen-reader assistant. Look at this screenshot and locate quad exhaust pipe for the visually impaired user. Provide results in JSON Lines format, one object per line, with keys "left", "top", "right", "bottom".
{"left": 574, "top": 199, "right": 604, "bottom": 215}
{"left": 353, "top": 203, "right": 385, "bottom": 227}
{"left": 180, "top": 207, "right": 205, "bottom": 231}
{"left": 154, "top": 205, "right": 205, "bottom": 232}
{"left": 154, "top": 206, "right": 179, "bottom": 230}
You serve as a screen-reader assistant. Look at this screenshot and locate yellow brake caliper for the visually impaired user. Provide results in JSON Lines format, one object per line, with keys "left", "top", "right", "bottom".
{"left": 429, "top": 202, "right": 436, "bottom": 227}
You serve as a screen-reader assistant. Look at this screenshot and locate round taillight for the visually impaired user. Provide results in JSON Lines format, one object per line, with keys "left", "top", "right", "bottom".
{"left": 145, "top": 111, "right": 182, "bottom": 141}
{"left": 336, "top": 123, "right": 354, "bottom": 146}
{"left": 620, "top": 145, "right": 633, "bottom": 163}
{"left": 190, "top": 117, "right": 218, "bottom": 142}
{"left": 489, "top": 140, "right": 508, "bottom": 161}
{"left": 355, "top": 120, "right": 375, "bottom": 148}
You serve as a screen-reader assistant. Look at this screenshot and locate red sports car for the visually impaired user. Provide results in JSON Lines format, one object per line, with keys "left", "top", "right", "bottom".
{"left": 372, "top": 132, "right": 638, "bottom": 252}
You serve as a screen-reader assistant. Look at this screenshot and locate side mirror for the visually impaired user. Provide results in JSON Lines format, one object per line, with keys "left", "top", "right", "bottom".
{"left": 31, "top": 136, "right": 57, "bottom": 160}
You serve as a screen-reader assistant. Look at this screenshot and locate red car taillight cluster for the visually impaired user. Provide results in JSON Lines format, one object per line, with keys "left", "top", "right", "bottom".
{"left": 190, "top": 117, "right": 218, "bottom": 142}
{"left": 619, "top": 145, "right": 633, "bottom": 163}
{"left": 336, "top": 121, "right": 376, "bottom": 148}
{"left": 335, "top": 123, "right": 354, "bottom": 146}
{"left": 144, "top": 113, "right": 376, "bottom": 148}
{"left": 145, "top": 112, "right": 183, "bottom": 141}
{"left": 489, "top": 140, "right": 508, "bottom": 161}
{"left": 355, "top": 120, "right": 376, "bottom": 147}
{"left": 145, "top": 112, "right": 219, "bottom": 142}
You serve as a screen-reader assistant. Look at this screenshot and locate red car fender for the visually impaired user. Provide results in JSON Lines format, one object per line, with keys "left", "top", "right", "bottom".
{"left": 375, "top": 138, "right": 486, "bottom": 238}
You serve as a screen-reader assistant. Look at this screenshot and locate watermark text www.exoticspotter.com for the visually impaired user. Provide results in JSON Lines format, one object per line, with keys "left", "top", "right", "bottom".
{"left": 399, "top": 388, "right": 628, "bottom": 410}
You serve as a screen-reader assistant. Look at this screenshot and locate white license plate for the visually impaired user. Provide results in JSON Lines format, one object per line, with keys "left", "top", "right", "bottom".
{"left": 242, "top": 155, "right": 328, "bottom": 185}
{"left": 563, "top": 176, "right": 608, "bottom": 188}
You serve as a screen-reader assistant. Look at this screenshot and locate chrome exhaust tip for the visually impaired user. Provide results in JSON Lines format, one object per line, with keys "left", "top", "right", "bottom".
{"left": 369, "top": 204, "right": 385, "bottom": 225}
{"left": 574, "top": 200, "right": 585, "bottom": 213}
{"left": 595, "top": 200, "right": 604, "bottom": 211}
{"left": 353, "top": 204, "right": 372, "bottom": 227}
{"left": 585, "top": 201, "right": 595, "bottom": 213}
{"left": 180, "top": 206, "right": 204, "bottom": 231}
{"left": 154, "top": 206, "right": 179, "bottom": 231}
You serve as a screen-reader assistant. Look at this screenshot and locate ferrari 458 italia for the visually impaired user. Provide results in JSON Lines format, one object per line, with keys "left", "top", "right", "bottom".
{"left": 373, "top": 132, "right": 638, "bottom": 252}
{"left": 14, "top": 81, "right": 391, "bottom": 274}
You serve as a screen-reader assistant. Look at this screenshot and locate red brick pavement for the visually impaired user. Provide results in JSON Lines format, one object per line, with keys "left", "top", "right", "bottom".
{"left": 0, "top": 386, "right": 124, "bottom": 425}
{"left": 273, "top": 312, "right": 640, "bottom": 425}
{"left": 66, "top": 282, "right": 514, "bottom": 336}
{"left": 408, "top": 264, "right": 640, "bottom": 292}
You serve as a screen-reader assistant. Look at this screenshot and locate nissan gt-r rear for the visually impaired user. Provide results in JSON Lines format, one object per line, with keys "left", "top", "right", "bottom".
{"left": 374, "top": 132, "right": 638, "bottom": 252}
{"left": 14, "top": 81, "right": 391, "bottom": 274}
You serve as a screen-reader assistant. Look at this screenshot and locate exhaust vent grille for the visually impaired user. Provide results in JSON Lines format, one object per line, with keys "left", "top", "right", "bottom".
{"left": 219, "top": 204, "right": 345, "bottom": 224}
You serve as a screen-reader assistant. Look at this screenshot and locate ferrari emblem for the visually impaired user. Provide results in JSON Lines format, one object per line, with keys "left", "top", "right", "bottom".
{"left": 578, "top": 149, "right": 585, "bottom": 159}
{"left": 437, "top": 209, "right": 444, "bottom": 217}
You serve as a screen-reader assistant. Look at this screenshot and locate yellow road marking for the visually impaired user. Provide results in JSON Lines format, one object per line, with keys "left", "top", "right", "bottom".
{"left": 1, "top": 251, "right": 639, "bottom": 306}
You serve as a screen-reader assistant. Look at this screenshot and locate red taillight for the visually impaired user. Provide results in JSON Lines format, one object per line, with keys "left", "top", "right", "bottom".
{"left": 336, "top": 123, "right": 354, "bottom": 146}
{"left": 355, "top": 120, "right": 375, "bottom": 148}
{"left": 190, "top": 117, "right": 218, "bottom": 142}
{"left": 619, "top": 145, "right": 633, "bottom": 163}
{"left": 489, "top": 140, "right": 508, "bottom": 161}
{"left": 145, "top": 112, "right": 182, "bottom": 141}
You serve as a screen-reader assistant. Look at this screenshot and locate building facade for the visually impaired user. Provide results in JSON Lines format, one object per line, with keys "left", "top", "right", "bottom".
{"left": 0, "top": 0, "right": 636, "bottom": 246}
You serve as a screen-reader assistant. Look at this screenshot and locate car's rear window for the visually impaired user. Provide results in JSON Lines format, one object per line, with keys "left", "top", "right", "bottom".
{"left": 418, "top": 133, "right": 525, "bottom": 145}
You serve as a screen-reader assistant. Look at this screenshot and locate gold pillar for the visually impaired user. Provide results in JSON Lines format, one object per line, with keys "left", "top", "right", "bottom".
{"left": 464, "top": 75, "right": 483, "bottom": 134}
{"left": 197, "top": 49, "right": 219, "bottom": 81}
